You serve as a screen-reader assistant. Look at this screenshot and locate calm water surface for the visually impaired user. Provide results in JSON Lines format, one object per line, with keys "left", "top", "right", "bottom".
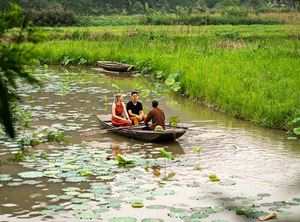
{"left": 0, "top": 67, "right": 299, "bottom": 222}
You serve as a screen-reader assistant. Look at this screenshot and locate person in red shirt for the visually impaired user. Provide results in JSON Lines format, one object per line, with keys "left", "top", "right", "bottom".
{"left": 111, "top": 93, "right": 131, "bottom": 127}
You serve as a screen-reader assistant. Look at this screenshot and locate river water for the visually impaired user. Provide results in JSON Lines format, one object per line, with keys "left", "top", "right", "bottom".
{"left": 0, "top": 67, "right": 299, "bottom": 222}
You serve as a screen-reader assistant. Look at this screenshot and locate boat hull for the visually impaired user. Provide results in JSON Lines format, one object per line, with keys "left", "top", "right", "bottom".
{"left": 97, "top": 115, "right": 186, "bottom": 142}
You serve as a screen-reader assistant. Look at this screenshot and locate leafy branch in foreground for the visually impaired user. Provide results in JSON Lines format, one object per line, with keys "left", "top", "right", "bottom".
{"left": 0, "top": 3, "right": 41, "bottom": 138}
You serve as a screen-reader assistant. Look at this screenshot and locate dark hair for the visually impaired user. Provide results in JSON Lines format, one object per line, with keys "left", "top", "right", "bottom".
{"left": 152, "top": 100, "right": 158, "bottom": 108}
{"left": 131, "top": 91, "right": 138, "bottom": 96}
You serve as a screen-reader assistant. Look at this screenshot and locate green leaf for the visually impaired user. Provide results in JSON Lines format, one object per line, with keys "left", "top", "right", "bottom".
{"left": 115, "top": 154, "right": 136, "bottom": 165}
{"left": 131, "top": 201, "right": 144, "bottom": 208}
{"left": 169, "top": 116, "right": 180, "bottom": 127}
{"left": 165, "top": 77, "right": 175, "bottom": 86}
{"left": 235, "top": 206, "right": 254, "bottom": 215}
{"left": 159, "top": 148, "right": 174, "bottom": 160}
{"left": 109, "top": 217, "right": 137, "bottom": 222}
{"left": 293, "top": 127, "right": 300, "bottom": 135}
{"left": 192, "top": 146, "right": 202, "bottom": 153}
{"left": 112, "top": 83, "right": 120, "bottom": 90}
{"left": 209, "top": 174, "right": 220, "bottom": 182}
{"left": 80, "top": 170, "right": 91, "bottom": 177}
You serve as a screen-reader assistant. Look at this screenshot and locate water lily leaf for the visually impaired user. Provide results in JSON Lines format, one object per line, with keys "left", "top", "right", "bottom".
{"left": 209, "top": 174, "right": 220, "bottom": 182}
{"left": 293, "top": 198, "right": 300, "bottom": 202}
{"left": 162, "top": 172, "right": 176, "bottom": 181}
{"left": 247, "top": 211, "right": 269, "bottom": 219}
{"left": 109, "top": 217, "right": 137, "bottom": 222}
{"left": 146, "top": 205, "right": 167, "bottom": 209}
{"left": 153, "top": 188, "right": 175, "bottom": 196}
{"left": 131, "top": 201, "right": 144, "bottom": 208}
{"left": 22, "top": 180, "right": 42, "bottom": 185}
{"left": 219, "top": 179, "right": 236, "bottom": 186}
{"left": 72, "top": 204, "right": 91, "bottom": 211}
{"left": 7, "top": 182, "right": 23, "bottom": 186}
{"left": 159, "top": 148, "right": 174, "bottom": 160}
{"left": 78, "top": 193, "right": 95, "bottom": 199}
{"left": 192, "top": 146, "right": 202, "bottom": 153}
{"left": 18, "top": 171, "right": 44, "bottom": 179}
{"left": 46, "top": 205, "right": 64, "bottom": 211}
{"left": 141, "top": 219, "right": 164, "bottom": 222}
{"left": 236, "top": 206, "right": 254, "bottom": 215}
{"left": 0, "top": 174, "right": 13, "bottom": 182}
{"left": 38, "top": 209, "right": 55, "bottom": 217}
{"left": 71, "top": 198, "right": 89, "bottom": 204}
{"left": 168, "top": 207, "right": 190, "bottom": 219}
{"left": 115, "top": 154, "right": 136, "bottom": 165}
{"left": 75, "top": 211, "right": 99, "bottom": 220}
{"left": 80, "top": 170, "right": 92, "bottom": 177}
{"left": 212, "top": 220, "right": 230, "bottom": 222}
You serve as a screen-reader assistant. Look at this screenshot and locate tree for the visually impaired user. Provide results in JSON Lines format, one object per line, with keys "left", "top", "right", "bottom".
{"left": 0, "top": 2, "right": 40, "bottom": 138}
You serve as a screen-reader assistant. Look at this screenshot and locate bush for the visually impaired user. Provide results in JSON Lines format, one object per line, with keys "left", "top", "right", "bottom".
{"left": 221, "top": 6, "right": 249, "bottom": 17}
{"left": 25, "top": 9, "right": 76, "bottom": 26}
{"left": 143, "top": 14, "right": 279, "bottom": 26}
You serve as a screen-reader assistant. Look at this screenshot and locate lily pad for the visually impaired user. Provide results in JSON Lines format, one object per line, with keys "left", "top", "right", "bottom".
{"left": 66, "top": 176, "right": 87, "bottom": 183}
{"left": 0, "top": 174, "right": 13, "bottom": 182}
{"left": 219, "top": 179, "right": 236, "bottom": 186}
{"left": 146, "top": 205, "right": 167, "bottom": 209}
{"left": 236, "top": 206, "right": 254, "bottom": 215}
{"left": 153, "top": 188, "right": 175, "bottom": 196}
{"left": 141, "top": 219, "right": 164, "bottom": 222}
{"left": 109, "top": 217, "right": 137, "bottom": 222}
{"left": 168, "top": 207, "right": 190, "bottom": 219}
{"left": 18, "top": 171, "right": 44, "bottom": 179}
{"left": 131, "top": 201, "right": 144, "bottom": 208}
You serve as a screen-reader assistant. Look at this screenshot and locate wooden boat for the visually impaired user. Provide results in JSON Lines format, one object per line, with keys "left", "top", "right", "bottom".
{"left": 97, "top": 61, "right": 134, "bottom": 72}
{"left": 97, "top": 115, "right": 186, "bottom": 142}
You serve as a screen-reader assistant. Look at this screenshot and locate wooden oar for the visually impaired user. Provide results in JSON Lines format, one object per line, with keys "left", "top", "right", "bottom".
{"left": 82, "top": 125, "right": 143, "bottom": 136}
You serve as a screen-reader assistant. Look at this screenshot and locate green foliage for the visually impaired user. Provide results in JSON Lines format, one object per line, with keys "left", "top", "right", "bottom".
{"left": 221, "top": 6, "right": 249, "bottom": 17}
{"left": 25, "top": 25, "right": 300, "bottom": 130}
{"left": 169, "top": 116, "right": 180, "bottom": 127}
{"left": 159, "top": 148, "right": 174, "bottom": 160}
{"left": 115, "top": 154, "right": 136, "bottom": 165}
{"left": 0, "top": 3, "right": 41, "bottom": 138}
{"left": 11, "top": 151, "right": 27, "bottom": 162}
{"left": 25, "top": 9, "right": 76, "bottom": 27}
{"left": 46, "top": 129, "right": 66, "bottom": 144}
{"left": 192, "top": 146, "right": 202, "bottom": 153}
{"left": 18, "top": 132, "right": 42, "bottom": 147}
{"left": 287, "top": 117, "right": 300, "bottom": 138}
{"left": 0, "top": 3, "right": 24, "bottom": 33}
{"left": 13, "top": 0, "right": 300, "bottom": 16}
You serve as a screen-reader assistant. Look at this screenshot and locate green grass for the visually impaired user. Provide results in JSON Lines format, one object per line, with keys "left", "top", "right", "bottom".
{"left": 24, "top": 25, "right": 300, "bottom": 129}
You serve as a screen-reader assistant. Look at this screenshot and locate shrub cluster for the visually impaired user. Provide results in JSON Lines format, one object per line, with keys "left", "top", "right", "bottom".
{"left": 25, "top": 9, "right": 76, "bottom": 26}
{"left": 144, "top": 15, "right": 279, "bottom": 25}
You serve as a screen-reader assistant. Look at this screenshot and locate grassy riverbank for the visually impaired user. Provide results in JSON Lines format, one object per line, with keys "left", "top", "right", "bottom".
{"left": 24, "top": 25, "right": 300, "bottom": 129}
